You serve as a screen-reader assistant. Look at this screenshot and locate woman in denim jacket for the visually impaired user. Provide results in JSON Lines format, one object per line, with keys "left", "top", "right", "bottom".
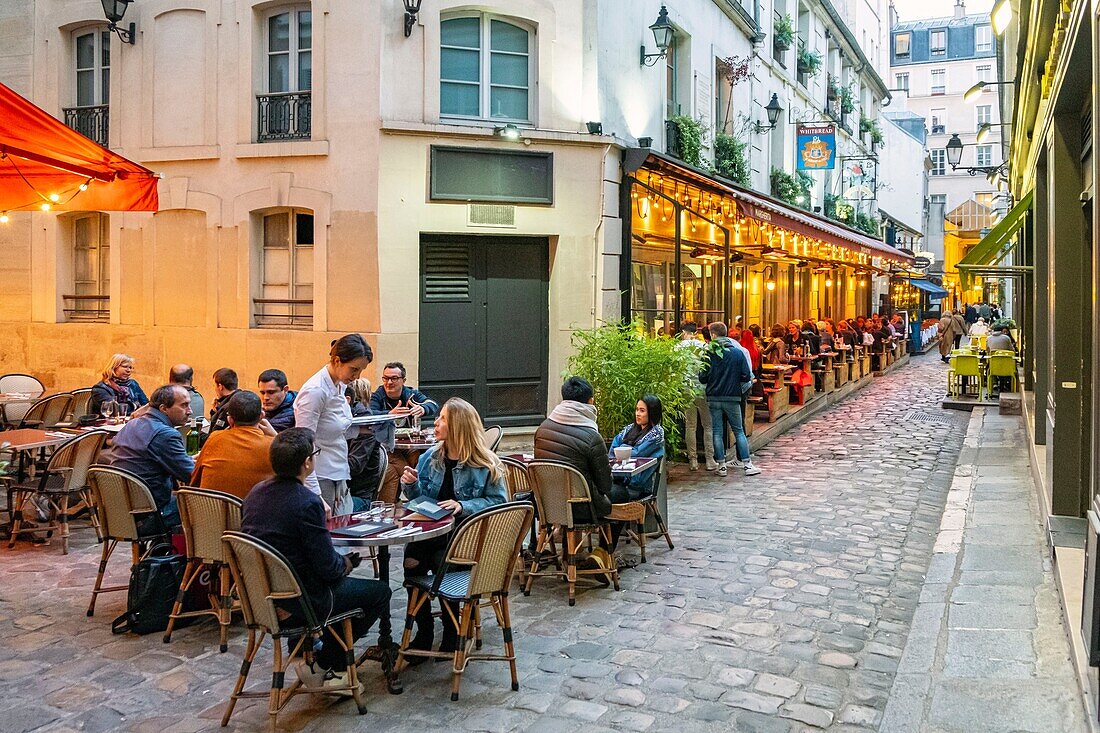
{"left": 398, "top": 397, "right": 507, "bottom": 656}
{"left": 608, "top": 395, "right": 666, "bottom": 502}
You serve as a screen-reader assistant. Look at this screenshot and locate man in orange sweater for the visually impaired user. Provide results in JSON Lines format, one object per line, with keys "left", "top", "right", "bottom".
{"left": 190, "top": 391, "right": 276, "bottom": 499}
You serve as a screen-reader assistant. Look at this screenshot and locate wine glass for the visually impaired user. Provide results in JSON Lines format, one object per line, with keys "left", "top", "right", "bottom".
{"left": 115, "top": 403, "right": 129, "bottom": 424}
{"left": 100, "top": 400, "right": 116, "bottom": 423}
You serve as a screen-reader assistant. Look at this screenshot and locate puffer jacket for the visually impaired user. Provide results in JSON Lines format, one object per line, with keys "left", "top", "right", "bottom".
{"left": 533, "top": 413, "right": 613, "bottom": 519}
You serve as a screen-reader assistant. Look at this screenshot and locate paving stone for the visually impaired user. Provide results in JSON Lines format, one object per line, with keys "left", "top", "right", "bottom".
{"left": 817, "top": 651, "right": 858, "bottom": 668}
{"left": 604, "top": 687, "right": 645, "bottom": 707}
{"left": 780, "top": 702, "right": 835, "bottom": 728}
{"left": 720, "top": 690, "right": 784, "bottom": 714}
{"left": 753, "top": 673, "right": 801, "bottom": 698}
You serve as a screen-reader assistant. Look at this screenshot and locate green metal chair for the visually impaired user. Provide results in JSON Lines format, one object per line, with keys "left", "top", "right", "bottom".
{"left": 949, "top": 354, "right": 983, "bottom": 400}
{"left": 986, "top": 354, "right": 1018, "bottom": 396}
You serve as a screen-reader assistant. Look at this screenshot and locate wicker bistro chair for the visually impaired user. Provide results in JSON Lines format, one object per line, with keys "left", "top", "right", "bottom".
{"left": 0, "top": 373, "right": 44, "bottom": 426}
{"left": 220, "top": 531, "right": 368, "bottom": 730}
{"left": 397, "top": 502, "right": 534, "bottom": 701}
{"left": 500, "top": 456, "right": 537, "bottom": 580}
{"left": 69, "top": 388, "right": 94, "bottom": 422}
{"left": 85, "top": 466, "right": 170, "bottom": 616}
{"left": 483, "top": 425, "right": 503, "bottom": 453}
{"left": 18, "top": 393, "right": 74, "bottom": 430}
{"left": 163, "top": 489, "right": 243, "bottom": 652}
{"left": 608, "top": 457, "right": 674, "bottom": 563}
{"left": 7, "top": 430, "right": 108, "bottom": 552}
{"left": 523, "top": 461, "right": 621, "bottom": 606}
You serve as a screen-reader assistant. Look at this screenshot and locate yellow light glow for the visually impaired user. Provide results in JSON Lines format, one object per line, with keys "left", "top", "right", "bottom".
{"left": 78, "top": 183, "right": 89, "bottom": 191}
{"left": 0, "top": 213, "right": 8, "bottom": 224}
{"left": 766, "top": 280, "right": 776, "bottom": 291}
{"left": 48, "top": 193, "right": 60, "bottom": 203}
{"left": 991, "top": 0, "right": 1012, "bottom": 35}
{"left": 825, "top": 278, "right": 833, "bottom": 287}
{"left": 964, "top": 82, "right": 984, "bottom": 103}
{"left": 734, "top": 279, "right": 743, "bottom": 290}
{"left": 40, "top": 203, "right": 51, "bottom": 212}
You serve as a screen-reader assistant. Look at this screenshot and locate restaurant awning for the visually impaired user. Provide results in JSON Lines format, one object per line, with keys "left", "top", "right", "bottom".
{"left": 907, "top": 278, "right": 949, "bottom": 299}
{"left": 623, "top": 148, "right": 915, "bottom": 269}
{"left": 0, "top": 82, "right": 158, "bottom": 212}
{"left": 957, "top": 190, "right": 1032, "bottom": 288}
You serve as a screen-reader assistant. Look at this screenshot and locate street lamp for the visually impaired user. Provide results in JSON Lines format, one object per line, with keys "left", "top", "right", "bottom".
{"left": 640, "top": 6, "right": 675, "bottom": 66}
{"left": 100, "top": 0, "right": 136, "bottom": 44}
{"left": 753, "top": 94, "right": 785, "bottom": 133}
{"left": 946, "top": 133, "right": 964, "bottom": 168}
{"left": 963, "top": 80, "right": 1014, "bottom": 103}
{"left": 402, "top": 0, "right": 423, "bottom": 38}
{"left": 975, "top": 121, "right": 1010, "bottom": 144}
{"left": 494, "top": 124, "right": 521, "bottom": 141}
{"left": 763, "top": 264, "right": 777, "bottom": 291}
{"left": 991, "top": 0, "right": 1013, "bottom": 35}
{"left": 946, "top": 132, "right": 1009, "bottom": 180}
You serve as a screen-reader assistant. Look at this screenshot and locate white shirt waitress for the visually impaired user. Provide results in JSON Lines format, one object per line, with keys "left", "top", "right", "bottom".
{"left": 293, "top": 333, "right": 373, "bottom": 515}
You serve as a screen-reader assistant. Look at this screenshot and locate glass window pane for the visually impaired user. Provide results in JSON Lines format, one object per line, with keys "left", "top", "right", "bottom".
{"left": 264, "top": 213, "right": 290, "bottom": 248}
{"left": 76, "top": 70, "right": 95, "bottom": 106}
{"left": 295, "top": 213, "right": 314, "bottom": 245}
{"left": 268, "top": 13, "right": 290, "bottom": 53}
{"left": 490, "top": 51, "right": 528, "bottom": 86}
{"left": 264, "top": 249, "right": 290, "bottom": 284}
{"left": 101, "top": 31, "right": 110, "bottom": 68}
{"left": 298, "top": 11, "right": 312, "bottom": 50}
{"left": 294, "top": 247, "right": 314, "bottom": 288}
{"left": 268, "top": 53, "right": 290, "bottom": 93}
{"left": 76, "top": 33, "right": 95, "bottom": 70}
{"left": 298, "top": 51, "right": 311, "bottom": 91}
{"left": 102, "top": 68, "right": 109, "bottom": 102}
{"left": 441, "top": 48, "right": 480, "bottom": 82}
{"left": 489, "top": 86, "right": 528, "bottom": 120}
{"left": 441, "top": 17, "right": 481, "bottom": 49}
{"left": 441, "top": 82, "right": 480, "bottom": 116}
{"left": 490, "top": 20, "right": 528, "bottom": 53}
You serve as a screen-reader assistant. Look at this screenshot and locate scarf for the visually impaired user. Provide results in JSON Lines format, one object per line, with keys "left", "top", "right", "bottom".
{"left": 106, "top": 377, "right": 134, "bottom": 404}
{"left": 548, "top": 400, "right": 599, "bottom": 431}
{"left": 621, "top": 423, "right": 653, "bottom": 446}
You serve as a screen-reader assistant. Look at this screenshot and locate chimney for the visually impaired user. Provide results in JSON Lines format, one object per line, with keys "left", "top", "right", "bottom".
{"left": 954, "top": 0, "right": 966, "bottom": 19}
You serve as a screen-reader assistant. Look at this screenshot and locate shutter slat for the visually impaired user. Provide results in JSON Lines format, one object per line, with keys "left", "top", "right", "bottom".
{"left": 424, "top": 243, "right": 471, "bottom": 301}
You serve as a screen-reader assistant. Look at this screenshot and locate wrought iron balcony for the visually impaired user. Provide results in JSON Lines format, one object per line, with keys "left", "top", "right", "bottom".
{"left": 253, "top": 297, "right": 313, "bottom": 329}
{"left": 256, "top": 92, "right": 311, "bottom": 142}
{"left": 63, "top": 105, "right": 109, "bottom": 147}
{"left": 62, "top": 294, "right": 109, "bottom": 322}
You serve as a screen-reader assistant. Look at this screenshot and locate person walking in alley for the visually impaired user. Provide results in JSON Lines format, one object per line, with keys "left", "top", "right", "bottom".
{"left": 700, "top": 322, "right": 760, "bottom": 478}
{"left": 938, "top": 308, "right": 967, "bottom": 362}
{"left": 676, "top": 322, "right": 717, "bottom": 471}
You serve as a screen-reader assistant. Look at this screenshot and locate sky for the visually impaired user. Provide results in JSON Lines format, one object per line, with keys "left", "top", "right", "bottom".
{"left": 891, "top": 0, "right": 994, "bottom": 23}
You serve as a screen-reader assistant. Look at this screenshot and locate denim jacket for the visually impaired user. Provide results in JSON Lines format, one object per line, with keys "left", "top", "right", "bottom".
{"left": 403, "top": 444, "right": 508, "bottom": 518}
{"left": 608, "top": 424, "right": 665, "bottom": 497}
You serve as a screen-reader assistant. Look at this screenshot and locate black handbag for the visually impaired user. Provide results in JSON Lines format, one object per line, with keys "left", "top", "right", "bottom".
{"left": 111, "top": 543, "right": 187, "bottom": 635}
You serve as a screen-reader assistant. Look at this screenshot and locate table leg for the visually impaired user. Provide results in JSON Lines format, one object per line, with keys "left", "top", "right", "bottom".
{"left": 376, "top": 545, "right": 403, "bottom": 695}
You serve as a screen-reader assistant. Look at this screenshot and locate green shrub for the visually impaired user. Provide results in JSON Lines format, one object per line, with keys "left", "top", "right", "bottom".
{"left": 797, "top": 46, "right": 822, "bottom": 76}
{"left": 771, "top": 169, "right": 813, "bottom": 209}
{"left": 668, "top": 115, "right": 706, "bottom": 167}
{"left": 992, "top": 317, "right": 1018, "bottom": 331}
{"left": 853, "top": 212, "right": 880, "bottom": 236}
{"left": 714, "top": 134, "right": 751, "bottom": 186}
{"left": 774, "top": 14, "right": 795, "bottom": 49}
{"left": 839, "top": 85, "right": 855, "bottom": 114}
{"left": 566, "top": 321, "right": 702, "bottom": 455}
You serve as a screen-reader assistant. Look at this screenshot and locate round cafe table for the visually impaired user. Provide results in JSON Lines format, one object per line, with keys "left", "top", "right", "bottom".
{"left": 329, "top": 508, "right": 454, "bottom": 694}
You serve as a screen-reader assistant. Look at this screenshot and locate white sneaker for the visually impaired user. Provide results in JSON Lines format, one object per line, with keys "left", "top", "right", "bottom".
{"left": 689, "top": 459, "right": 699, "bottom": 471}
{"left": 726, "top": 458, "right": 745, "bottom": 469}
{"left": 716, "top": 465, "right": 728, "bottom": 477}
{"left": 295, "top": 661, "right": 327, "bottom": 688}
{"left": 296, "top": 661, "right": 363, "bottom": 698}
{"left": 321, "top": 669, "right": 365, "bottom": 698}
{"left": 744, "top": 463, "right": 762, "bottom": 476}
{"left": 705, "top": 460, "right": 719, "bottom": 471}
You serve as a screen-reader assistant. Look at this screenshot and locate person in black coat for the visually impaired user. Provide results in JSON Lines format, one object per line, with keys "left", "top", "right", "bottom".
{"left": 241, "top": 428, "right": 390, "bottom": 687}
{"left": 533, "top": 376, "right": 613, "bottom": 521}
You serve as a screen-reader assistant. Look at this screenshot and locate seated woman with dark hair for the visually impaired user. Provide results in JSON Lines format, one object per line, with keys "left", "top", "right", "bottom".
{"left": 607, "top": 395, "right": 666, "bottom": 502}
{"left": 762, "top": 324, "right": 790, "bottom": 364}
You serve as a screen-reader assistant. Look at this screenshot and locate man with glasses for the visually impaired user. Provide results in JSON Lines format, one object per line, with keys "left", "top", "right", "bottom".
{"left": 257, "top": 368, "right": 297, "bottom": 433}
{"left": 369, "top": 362, "right": 440, "bottom": 500}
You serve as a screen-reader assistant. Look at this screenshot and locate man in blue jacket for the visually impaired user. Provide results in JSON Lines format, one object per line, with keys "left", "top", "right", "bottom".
{"left": 699, "top": 322, "right": 761, "bottom": 478}
{"left": 258, "top": 368, "right": 297, "bottom": 432}
{"left": 371, "top": 362, "right": 441, "bottom": 498}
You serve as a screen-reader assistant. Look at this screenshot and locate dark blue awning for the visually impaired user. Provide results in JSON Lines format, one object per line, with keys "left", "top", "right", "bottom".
{"left": 908, "top": 278, "right": 949, "bottom": 299}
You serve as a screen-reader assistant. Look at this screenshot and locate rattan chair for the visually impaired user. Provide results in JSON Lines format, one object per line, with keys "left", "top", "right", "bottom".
{"left": 523, "top": 461, "right": 620, "bottom": 606}
{"left": 500, "top": 456, "right": 537, "bottom": 579}
{"left": 610, "top": 457, "right": 674, "bottom": 563}
{"left": 6, "top": 430, "right": 108, "bottom": 553}
{"left": 220, "top": 531, "right": 368, "bottom": 729}
{"left": 69, "top": 388, "right": 95, "bottom": 421}
{"left": 163, "top": 488, "right": 243, "bottom": 652}
{"left": 397, "top": 502, "right": 533, "bottom": 700}
{"left": 483, "top": 425, "right": 503, "bottom": 453}
{"left": 19, "top": 393, "right": 73, "bottom": 430}
{"left": 0, "top": 373, "right": 44, "bottom": 426}
{"left": 85, "top": 466, "right": 168, "bottom": 617}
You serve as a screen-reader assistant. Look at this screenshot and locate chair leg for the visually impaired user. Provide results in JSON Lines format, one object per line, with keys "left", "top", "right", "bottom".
{"left": 523, "top": 529, "right": 547, "bottom": 597}
{"left": 269, "top": 633, "right": 284, "bottom": 733}
{"left": 565, "top": 531, "right": 577, "bottom": 607}
{"left": 450, "top": 601, "right": 475, "bottom": 701}
{"left": 637, "top": 519, "right": 647, "bottom": 563}
{"left": 650, "top": 501, "right": 675, "bottom": 550}
{"left": 80, "top": 489, "right": 102, "bottom": 542}
{"left": 219, "top": 565, "right": 233, "bottom": 653}
{"left": 59, "top": 493, "right": 71, "bottom": 555}
{"left": 499, "top": 594, "right": 519, "bottom": 692}
{"left": 396, "top": 589, "right": 430, "bottom": 669}
{"left": 163, "top": 559, "right": 202, "bottom": 644}
{"left": 222, "top": 628, "right": 261, "bottom": 727}
{"left": 87, "top": 539, "right": 116, "bottom": 616}
{"left": 473, "top": 602, "right": 483, "bottom": 650}
{"left": 7, "top": 490, "right": 24, "bottom": 548}
{"left": 343, "top": 618, "right": 367, "bottom": 715}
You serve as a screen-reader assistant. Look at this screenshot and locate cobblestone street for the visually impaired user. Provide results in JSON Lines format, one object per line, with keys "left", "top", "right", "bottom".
{"left": 1, "top": 357, "right": 981, "bottom": 732}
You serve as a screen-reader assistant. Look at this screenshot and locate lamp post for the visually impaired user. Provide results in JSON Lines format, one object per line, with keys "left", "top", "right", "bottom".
{"left": 945, "top": 133, "right": 1009, "bottom": 179}
{"left": 963, "top": 80, "right": 1014, "bottom": 103}
{"left": 991, "top": 0, "right": 1013, "bottom": 35}
{"left": 640, "top": 6, "right": 675, "bottom": 66}
{"left": 752, "top": 94, "right": 784, "bottom": 133}
{"left": 403, "top": 0, "right": 423, "bottom": 37}
{"left": 100, "top": 0, "right": 135, "bottom": 44}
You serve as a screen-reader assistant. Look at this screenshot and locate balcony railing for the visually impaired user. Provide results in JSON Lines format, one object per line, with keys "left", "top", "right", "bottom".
{"left": 63, "top": 105, "right": 109, "bottom": 147}
{"left": 254, "top": 297, "right": 313, "bottom": 329}
{"left": 63, "top": 294, "right": 109, "bottom": 322}
{"left": 256, "top": 92, "right": 311, "bottom": 142}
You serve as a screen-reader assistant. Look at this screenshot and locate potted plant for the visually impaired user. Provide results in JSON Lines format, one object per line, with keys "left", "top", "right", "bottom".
{"left": 566, "top": 321, "right": 701, "bottom": 455}
{"left": 667, "top": 115, "right": 706, "bottom": 167}
{"left": 774, "top": 14, "right": 795, "bottom": 52}
{"left": 827, "top": 75, "right": 840, "bottom": 100}
{"left": 839, "top": 85, "right": 855, "bottom": 115}
{"left": 797, "top": 46, "right": 822, "bottom": 77}
{"left": 714, "top": 133, "right": 751, "bottom": 186}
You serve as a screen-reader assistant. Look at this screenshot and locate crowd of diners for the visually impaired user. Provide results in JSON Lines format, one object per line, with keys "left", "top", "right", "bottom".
{"left": 936, "top": 300, "right": 1016, "bottom": 363}
{"left": 75, "top": 334, "right": 669, "bottom": 691}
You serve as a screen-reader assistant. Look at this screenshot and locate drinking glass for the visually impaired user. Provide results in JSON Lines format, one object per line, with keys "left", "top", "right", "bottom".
{"left": 100, "top": 400, "right": 116, "bottom": 423}
{"left": 369, "top": 501, "right": 385, "bottom": 519}
{"left": 411, "top": 413, "right": 422, "bottom": 438}
{"left": 115, "top": 403, "right": 129, "bottom": 423}
{"left": 382, "top": 503, "right": 396, "bottom": 522}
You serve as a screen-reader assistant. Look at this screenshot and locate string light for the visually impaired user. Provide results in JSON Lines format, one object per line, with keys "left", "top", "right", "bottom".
{"left": 48, "top": 193, "right": 60, "bottom": 203}
{"left": 0, "top": 213, "right": 8, "bottom": 224}
{"left": 79, "top": 182, "right": 88, "bottom": 191}
{"left": 40, "top": 203, "right": 50, "bottom": 212}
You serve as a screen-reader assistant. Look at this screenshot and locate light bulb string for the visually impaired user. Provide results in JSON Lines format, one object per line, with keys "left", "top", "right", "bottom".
{"left": 0, "top": 154, "right": 92, "bottom": 211}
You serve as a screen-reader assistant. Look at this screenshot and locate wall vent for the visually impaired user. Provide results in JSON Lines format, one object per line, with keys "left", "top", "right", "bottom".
{"left": 468, "top": 204, "right": 516, "bottom": 228}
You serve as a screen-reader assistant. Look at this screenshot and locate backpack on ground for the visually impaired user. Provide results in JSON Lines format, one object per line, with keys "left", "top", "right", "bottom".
{"left": 111, "top": 543, "right": 187, "bottom": 635}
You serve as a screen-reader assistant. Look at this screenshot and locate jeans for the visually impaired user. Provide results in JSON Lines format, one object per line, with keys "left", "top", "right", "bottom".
{"left": 708, "top": 398, "right": 750, "bottom": 464}
{"left": 291, "top": 575, "right": 391, "bottom": 671}
{"left": 683, "top": 396, "right": 714, "bottom": 464}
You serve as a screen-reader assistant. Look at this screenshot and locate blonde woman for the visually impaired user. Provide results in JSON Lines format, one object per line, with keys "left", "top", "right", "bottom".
{"left": 90, "top": 354, "right": 149, "bottom": 417}
{"left": 399, "top": 397, "right": 508, "bottom": 655}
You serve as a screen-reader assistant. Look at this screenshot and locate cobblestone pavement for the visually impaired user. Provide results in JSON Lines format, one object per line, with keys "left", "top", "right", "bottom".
{"left": 881, "top": 408, "right": 1089, "bottom": 732}
{"left": 0, "top": 357, "right": 971, "bottom": 733}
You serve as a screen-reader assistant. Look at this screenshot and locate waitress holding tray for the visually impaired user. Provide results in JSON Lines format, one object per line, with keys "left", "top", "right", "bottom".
{"left": 398, "top": 397, "right": 508, "bottom": 656}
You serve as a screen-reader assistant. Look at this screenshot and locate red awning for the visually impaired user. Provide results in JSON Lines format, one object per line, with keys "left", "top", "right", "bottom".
{"left": 0, "top": 82, "right": 158, "bottom": 212}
